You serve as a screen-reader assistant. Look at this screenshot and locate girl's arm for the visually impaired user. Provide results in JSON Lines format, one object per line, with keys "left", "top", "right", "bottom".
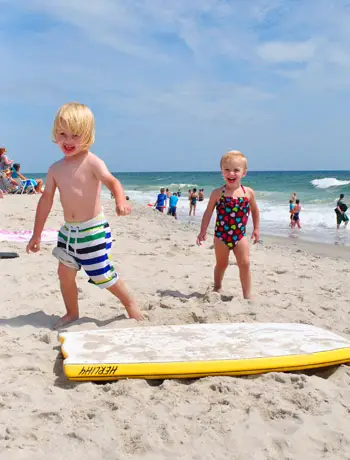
{"left": 196, "top": 189, "right": 220, "bottom": 245}
{"left": 249, "top": 188, "right": 260, "bottom": 244}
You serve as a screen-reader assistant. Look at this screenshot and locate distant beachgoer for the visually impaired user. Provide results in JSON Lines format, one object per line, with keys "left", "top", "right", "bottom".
{"left": 188, "top": 189, "right": 192, "bottom": 200}
{"left": 0, "top": 147, "right": 13, "bottom": 172}
{"left": 289, "top": 199, "right": 295, "bottom": 226}
{"left": 165, "top": 188, "right": 171, "bottom": 199}
{"left": 335, "top": 193, "right": 349, "bottom": 229}
{"left": 154, "top": 187, "right": 167, "bottom": 212}
{"left": 26, "top": 101, "right": 141, "bottom": 328}
{"left": 198, "top": 189, "right": 204, "bottom": 202}
{"left": 168, "top": 192, "right": 179, "bottom": 219}
{"left": 189, "top": 188, "right": 198, "bottom": 216}
{"left": 177, "top": 189, "right": 181, "bottom": 197}
{"left": 196, "top": 150, "right": 260, "bottom": 299}
{"left": 291, "top": 199, "right": 302, "bottom": 229}
{"left": 10, "top": 163, "right": 44, "bottom": 193}
{"left": 291, "top": 192, "right": 297, "bottom": 203}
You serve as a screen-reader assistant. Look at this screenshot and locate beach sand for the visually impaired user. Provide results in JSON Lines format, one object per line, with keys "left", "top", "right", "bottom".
{"left": 1, "top": 195, "right": 349, "bottom": 460}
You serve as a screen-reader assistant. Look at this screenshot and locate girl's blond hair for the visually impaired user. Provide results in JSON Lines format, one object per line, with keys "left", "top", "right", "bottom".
{"left": 52, "top": 102, "right": 95, "bottom": 149}
{"left": 220, "top": 150, "right": 247, "bottom": 170}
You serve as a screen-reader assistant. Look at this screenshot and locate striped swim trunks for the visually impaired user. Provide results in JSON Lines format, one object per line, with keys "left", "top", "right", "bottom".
{"left": 52, "top": 213, "right": 118, "bottom": 289}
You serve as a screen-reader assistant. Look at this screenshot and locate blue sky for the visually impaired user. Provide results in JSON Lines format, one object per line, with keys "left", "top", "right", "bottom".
{"left": 1, "top": 0, "right": 350, "bottom": 172}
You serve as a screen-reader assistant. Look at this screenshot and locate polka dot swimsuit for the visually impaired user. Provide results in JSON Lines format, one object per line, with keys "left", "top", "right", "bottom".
{"left": 215, "top": 185, "right": 250, "bottom": 249}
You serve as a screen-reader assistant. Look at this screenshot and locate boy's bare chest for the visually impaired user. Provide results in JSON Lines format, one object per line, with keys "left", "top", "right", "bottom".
{"left": 55, "top": 164, "right": 95, "bottom": 188}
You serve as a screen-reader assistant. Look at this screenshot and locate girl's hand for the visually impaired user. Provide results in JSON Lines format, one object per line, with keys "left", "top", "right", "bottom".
{"left": 251, "top": 229, "right": 260, "bottom": 244}
{"left": 196, "top": 231, "right": 206, "bottom": 246}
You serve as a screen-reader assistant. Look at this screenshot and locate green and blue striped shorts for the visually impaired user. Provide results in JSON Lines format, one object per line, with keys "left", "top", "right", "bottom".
{"left": 52, "top": 213, "right": 118, "bottom": 289}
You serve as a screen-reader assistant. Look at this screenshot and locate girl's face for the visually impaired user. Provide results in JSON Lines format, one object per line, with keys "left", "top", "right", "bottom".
{"left": 221, "top": 160, "right": 247, "bottom": 187}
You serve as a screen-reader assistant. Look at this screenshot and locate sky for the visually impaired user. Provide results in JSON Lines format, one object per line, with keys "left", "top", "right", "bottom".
{"left": 1, "top": 0, "right": 350, "bottom": 172}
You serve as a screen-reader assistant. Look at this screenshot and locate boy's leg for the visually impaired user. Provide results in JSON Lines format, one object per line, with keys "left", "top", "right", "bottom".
{"left": 107, "top": 279, "right": 142, "bottom": 320}
{"left": 214, "top": 237, "right": 230, "bottom": 291}
{"left": 55, "top": 263, "right": 79, "bottom": 328}
{"left": 233, "top": 237, "right": 251, "bottom": 299}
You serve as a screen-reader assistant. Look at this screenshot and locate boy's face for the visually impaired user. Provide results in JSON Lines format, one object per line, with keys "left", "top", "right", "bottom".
{"left": 55, "top": 128, "right": 84, "bottom": 157}
{"left": 221, "top": 159, "right": 246, "bottom": 186}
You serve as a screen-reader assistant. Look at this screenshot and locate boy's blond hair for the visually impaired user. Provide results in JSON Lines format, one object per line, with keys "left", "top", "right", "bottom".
{"left": 52, "top": 102, "right": 95, "bottom": 149}
{"left": 220, "top": 150, "right": 247, "bottom": 170}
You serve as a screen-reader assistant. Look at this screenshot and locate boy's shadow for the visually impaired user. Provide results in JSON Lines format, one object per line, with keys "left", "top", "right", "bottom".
{"left": 157, "top": 289, "right": 204, "bottom": 300}
{"left": 0, "top": 310, "right": 126, "bottom": 330}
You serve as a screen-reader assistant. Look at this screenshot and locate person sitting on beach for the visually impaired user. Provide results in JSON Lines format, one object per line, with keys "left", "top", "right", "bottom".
{"left": 197, "top": 150, "right": 260, "bottom": 299}
{"left": 0, "top": 147, "right": 13, "bottom": 172}
{"left": 335, "top": 193, "right": 349, "bottom": 229}
{"left": 291, "top": 199, "right": 302, "bottom": 229}
{"left": 189, "top": 188, "right": 198, "bottom": 216}
{"left": 168, "top": 192, "right": 179, "bottom": 219}
{"left": 26, "top": 102, "right": 142, "bottom": 328}
{"left": 10, "top": 163, "right": 44, "bottom": 194}
{"left": 198, "top": 189, "right": 204, "bottom": 202}
{"left": 154, "top": 187, "right": 167, "bottom": 212}
{"left": 289, "top": 199, "right": 295, "bottom": 227}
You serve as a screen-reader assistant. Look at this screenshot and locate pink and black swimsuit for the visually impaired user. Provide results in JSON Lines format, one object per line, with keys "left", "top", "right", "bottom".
{"left": 215, "top": 185, "right": 250, "bottom": 249}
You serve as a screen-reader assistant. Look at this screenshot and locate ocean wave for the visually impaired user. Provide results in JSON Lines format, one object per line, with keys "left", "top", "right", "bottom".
{"left": 169, "top": 183, "right": 198, "bottom": 189}
{"left": 311, "top": 178, "right": 350, "bottom": 189}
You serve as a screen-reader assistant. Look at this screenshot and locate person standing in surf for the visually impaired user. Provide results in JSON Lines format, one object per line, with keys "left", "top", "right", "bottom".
{"left": 335, "top": 193, "right": 349, "bottom": 229}
{"left": 196, "top": 150, "right": 260, "bottom": 299}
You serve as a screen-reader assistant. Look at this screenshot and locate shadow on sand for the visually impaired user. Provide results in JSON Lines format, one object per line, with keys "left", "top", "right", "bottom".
{"left": 0, "top": 310, "right": 127, "bottom": 330}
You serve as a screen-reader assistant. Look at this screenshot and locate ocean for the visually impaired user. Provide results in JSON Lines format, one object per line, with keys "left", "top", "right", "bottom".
{"left": 29, "top": 170, "right": 350, "bottom": 246}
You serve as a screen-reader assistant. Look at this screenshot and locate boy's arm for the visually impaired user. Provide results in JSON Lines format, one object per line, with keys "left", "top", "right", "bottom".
{"left": 32, "top": 168, "right": 56, "bottom": 237}
{"left": 249, "top": 188, "right": 260, "bottom": 243}
{"left": 27, "top": 167, "right": 56, "bottom": 253}
{"left": 92, "top": 157, "right": 129, "bottom": 215}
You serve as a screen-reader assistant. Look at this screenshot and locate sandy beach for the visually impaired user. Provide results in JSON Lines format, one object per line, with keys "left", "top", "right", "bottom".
{"left": 1, "top": 195, "right": 349, "bottom": 460}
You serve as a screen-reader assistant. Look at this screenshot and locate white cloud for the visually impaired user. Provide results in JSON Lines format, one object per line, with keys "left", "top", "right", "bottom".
{"left": 257, "top": 40, "right": 317, "bottom": 63}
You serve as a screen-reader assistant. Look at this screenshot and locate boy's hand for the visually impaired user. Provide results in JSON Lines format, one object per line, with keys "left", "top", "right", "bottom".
{"left": 26, "top": 235, "right": 41, "bottom": 253}
{"left": 116, "top": 201, "right": 131, "bottom": 216}
{"left": 196, "top": 231, "right": 207, "bottom": 246}
{"left": 251, "top": 229, "right": 260, "bottom": 244}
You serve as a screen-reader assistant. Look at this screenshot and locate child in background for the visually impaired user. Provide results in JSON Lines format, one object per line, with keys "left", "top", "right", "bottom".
{"left": 291, "top": 199, "right": 302, "bottom": 229}
{"left": 154, "top": 188, "right": 167, "bottom": 212}
{"left": 189, "top": 188, "right": 198, "bottom": 216}
{"left": 168, "top": 192, "right": 179, "bottom": 219}
{"left": 198, "top": 189, "right": 204, "bottom": 202}
{"left": 26, "top": 102, "right": 142, "bottom": 328}
{"left": 289, "top": 199, "right": 295, "bottom": 226}
{"left": 197, "top": 150, "right": 260, "bottom": 299}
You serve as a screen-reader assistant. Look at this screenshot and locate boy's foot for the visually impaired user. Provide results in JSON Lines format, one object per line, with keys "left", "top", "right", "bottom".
{"left": 126, "top": 304, "right": 143, "bottom": 321}
{"left": 53, "top": 313, "right": 79, "bottom": 330}
{"left": 213, "top": 285, "right": 222, "bottom": 293}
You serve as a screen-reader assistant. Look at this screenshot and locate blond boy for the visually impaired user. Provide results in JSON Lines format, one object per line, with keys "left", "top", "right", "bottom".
{"left": 26, "top": 102, "right": 141, "bottom": 328}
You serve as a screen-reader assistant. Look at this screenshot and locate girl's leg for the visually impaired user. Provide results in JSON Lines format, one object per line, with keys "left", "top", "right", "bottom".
{"left": 214, "top": 237, "right": 230, "bottom": 291}
{"left": 189, "top": 204, "right": 192, "bottom": 216}
{"left": 55, "top": 263, "right": 79, "bottom": 328}
{"left": 233, "top": 237, "right": 251, "bottom": 299}
{"left": 193, "top": 204, "right": 196, "bottom": 216}
{"left": 297, "top": 219, "right": 301, "bottom": 229}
